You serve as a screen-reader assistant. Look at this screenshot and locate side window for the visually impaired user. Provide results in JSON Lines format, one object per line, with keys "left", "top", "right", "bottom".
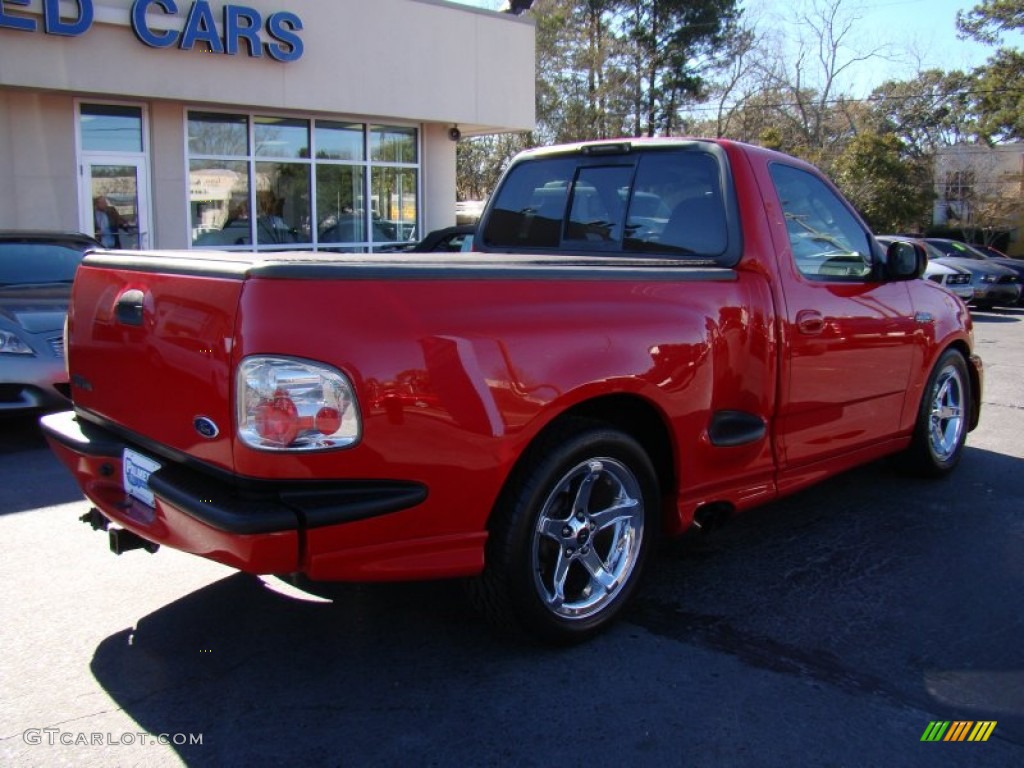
{"left": 769, "top": 164, "right": 875, "bottom": 280}
{"left": 624, "top": 152, "right": 727, "bottom": 256}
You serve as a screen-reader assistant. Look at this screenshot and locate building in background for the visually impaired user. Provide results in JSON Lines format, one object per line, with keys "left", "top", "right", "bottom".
{"left": 933, "top": 143, "right": 1024, "bottom": 257}
{"left": 0, "top": 0, "right": 534, "bottom": 251}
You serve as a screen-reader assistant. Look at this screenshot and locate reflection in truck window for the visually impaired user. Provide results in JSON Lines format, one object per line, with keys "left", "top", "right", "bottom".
{"left": 481, "top": 157, "right": 576, "bottom": 248}
{"left": 624, "top": 152, "right": 727, "bottom": 256}
{"left": 770, "top": 164, "right": 874, "bottom": 280}
{"left": 565, "top": 166, "right": 632, "bottom": 244}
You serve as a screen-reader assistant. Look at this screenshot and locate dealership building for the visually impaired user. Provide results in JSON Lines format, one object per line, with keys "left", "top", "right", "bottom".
{"left": 0, "top": 0, "right": 535, "bottom": 251}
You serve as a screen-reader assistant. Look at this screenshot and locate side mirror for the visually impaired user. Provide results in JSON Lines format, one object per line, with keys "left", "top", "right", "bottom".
{"left": 884, "top": 240, "right": 926, "bottom": 281}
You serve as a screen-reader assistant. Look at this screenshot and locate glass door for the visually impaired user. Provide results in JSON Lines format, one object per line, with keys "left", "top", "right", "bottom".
{"left": 78, "top": 103, "right": 151, "bottom": 250}
{"left": 81, "top": 157, "right": 150, "bottom": 250}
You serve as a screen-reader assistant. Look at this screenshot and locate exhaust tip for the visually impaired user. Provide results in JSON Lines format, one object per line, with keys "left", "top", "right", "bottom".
{"left": 692, "top": 503, "right": 732, "bottom": 534}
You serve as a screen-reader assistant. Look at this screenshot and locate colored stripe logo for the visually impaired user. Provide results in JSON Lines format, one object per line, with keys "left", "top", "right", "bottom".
{"left": 921, "top": 721, "right": 997, "bottom": 742}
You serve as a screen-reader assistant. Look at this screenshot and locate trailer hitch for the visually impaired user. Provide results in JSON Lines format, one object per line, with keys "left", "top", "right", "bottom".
{"left": 108, "top": 526, "right": 160, "bottom": 555}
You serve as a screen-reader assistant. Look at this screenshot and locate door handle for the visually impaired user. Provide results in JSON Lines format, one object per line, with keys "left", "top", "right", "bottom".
{"left": 796, "top": 309, "right": 825, "bottom": 335}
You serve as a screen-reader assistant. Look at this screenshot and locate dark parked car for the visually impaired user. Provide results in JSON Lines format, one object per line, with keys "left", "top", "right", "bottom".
{"left": 960, "top": 243, "right": 1024, "bottom": 301}
{"left": 195, "top": 217, "right": 302, "bottom": 247}
{"left": 411, "top": 225, "right": 475, "bottom": 252}
{"left": 971, "top": 243, "right": 1010, "bottom": 259}
{"left": 924, "top": 237, "right": 1021, "bottom": 309}
{"left": 318, "top": 215, "right": 395, "bottom": 246}
{"left": 0, "top": 231, "right": 100, "bottom": 413}
{"left": 377, "top": 225, "right": 475, "bottom": 254}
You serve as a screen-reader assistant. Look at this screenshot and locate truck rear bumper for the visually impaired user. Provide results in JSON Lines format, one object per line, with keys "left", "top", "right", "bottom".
{"left": 40, "top": 410, "right": 427, "bottom": 575}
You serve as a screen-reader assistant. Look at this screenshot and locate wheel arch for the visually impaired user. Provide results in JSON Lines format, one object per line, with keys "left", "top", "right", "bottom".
{"left": 493, "top": 393, "right": 678, "bottom": 534}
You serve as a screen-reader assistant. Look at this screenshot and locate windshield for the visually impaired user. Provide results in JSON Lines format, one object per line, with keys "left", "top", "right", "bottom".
{"left": 0, "top": 242, "right": 89, "bottom": 286}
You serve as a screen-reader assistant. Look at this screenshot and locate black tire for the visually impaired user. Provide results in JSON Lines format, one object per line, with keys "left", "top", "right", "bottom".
{"left": 468, "top": 419, "right": 659, "bottom": 644}
{"left": 901, "top": 349, "right": 971, "bottom": 477}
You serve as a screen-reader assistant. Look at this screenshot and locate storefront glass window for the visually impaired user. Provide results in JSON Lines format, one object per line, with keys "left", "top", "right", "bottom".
{"left": 190, "top": 160, "right": 250, "bottom": 247}
{"left": 315, "top": 122, "right": 364, "bottom": 161}
{"left": 371, "top": 167, "right": 418, "bottom": 242}
{"left": 255, "top": 117, "right": 310, "bottom": 159}
{"left": 371, "top": 126, "right": 417, "bottom": 164}
{"left": 81, "top": 105, "right": 143, "bottom": 153}
{"left": 316, "top": 165, "right": 366, "bottom": 244}
{"left": 188, "top": 113, "right": 248, "bottom": 156}
{"left": 255, "top": 162, "right": 312, "bottom": 246}
{"left": 187, "top": 112, "right": 417, "bottom": 250}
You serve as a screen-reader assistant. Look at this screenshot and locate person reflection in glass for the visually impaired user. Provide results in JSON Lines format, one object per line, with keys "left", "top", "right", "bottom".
{"left": 93, "top": 195, "right": 124, "bottom": 248}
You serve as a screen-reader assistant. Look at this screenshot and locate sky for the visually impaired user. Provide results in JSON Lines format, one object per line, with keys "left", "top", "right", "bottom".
{"left": 449, "top": 0, "right": 1021, "bottom": 97}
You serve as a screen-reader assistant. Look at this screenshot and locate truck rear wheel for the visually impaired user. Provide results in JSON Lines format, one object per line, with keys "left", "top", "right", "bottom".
{"left": 470, "top": 420, "right": 658, "bottom": 644}
{"left": 902, "top": 349, "right": 970, "bottom": 476}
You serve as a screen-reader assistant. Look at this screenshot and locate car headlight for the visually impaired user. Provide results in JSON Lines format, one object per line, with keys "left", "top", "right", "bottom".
{"left": 237, "top": 356, "right": 361, "bottom": 451}
{"left": 0, "top": 329, "right": 35, "bottom": 356}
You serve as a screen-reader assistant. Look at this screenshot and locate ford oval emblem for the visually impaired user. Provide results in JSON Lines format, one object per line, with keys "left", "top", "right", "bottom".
{"left": 193, "top": 416, "right": 220, "bottom": 439}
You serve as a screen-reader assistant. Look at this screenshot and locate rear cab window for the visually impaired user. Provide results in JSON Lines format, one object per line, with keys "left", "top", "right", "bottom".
{"left": 479, "top": 143, "right": 741, "bottom": 267}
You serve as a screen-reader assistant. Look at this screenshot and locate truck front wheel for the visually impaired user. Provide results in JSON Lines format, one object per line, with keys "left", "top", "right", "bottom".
{"left": 903, "top": 349, "right": 971, "bottom": 476}
{"left": 470, "top": 420, "right": 658, "bottom": 644}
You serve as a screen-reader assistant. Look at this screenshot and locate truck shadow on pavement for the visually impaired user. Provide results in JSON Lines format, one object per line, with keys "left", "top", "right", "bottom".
{"left": 88, "top": 573, "right": 537, "bottom": 765}
{"left": 88, "top": 448, "right": 1024, "bottom": 764}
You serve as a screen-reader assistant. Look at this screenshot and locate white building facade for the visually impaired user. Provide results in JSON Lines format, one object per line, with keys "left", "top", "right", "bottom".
{"left": 933, "top": 143, "right": 1024, "bottom": 256}
{"left": 0, "top": 0, "right": 535, "bottom": 251}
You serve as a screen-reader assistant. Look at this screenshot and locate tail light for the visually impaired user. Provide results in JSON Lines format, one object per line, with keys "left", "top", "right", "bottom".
{"left": 237, "top": 356, "right": 360, "bottom": 451}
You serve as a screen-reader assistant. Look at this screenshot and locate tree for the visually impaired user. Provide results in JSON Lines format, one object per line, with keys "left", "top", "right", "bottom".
{"left": 620, "top": 0, "right": 743, "bottom": 137}
{"left": 692, "top": 0, "right": 894, "bottom": 169}
{"left": 456, "top": 133, "right": 532, "bottom": 202}
{"left": 523, "top": 0, "right": 745, "bottom": 141}
{"left": 957, "top": 0, "right": 1024, "bottom": 44}
{"left": 957, "top": 0, "right": 1024, "bottom": 142}
{"left": 971, "top": 50, "right": 1024, "bottom": 142}
{"left": 831, "top": 131, "right": 933, "bottom": 232}
{"left": 864, "top": 70, "right": 977, "bottom": 155}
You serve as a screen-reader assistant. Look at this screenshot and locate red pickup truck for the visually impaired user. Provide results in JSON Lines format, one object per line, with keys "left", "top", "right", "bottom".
{"left": 43, "top": 138, "right": 981, "bottom": 643}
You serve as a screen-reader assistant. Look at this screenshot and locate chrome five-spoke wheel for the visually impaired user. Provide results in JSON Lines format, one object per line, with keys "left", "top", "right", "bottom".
{"left": 472, "top": 419, "right": 658, "bottom": 644}
{"left": 928, "top": 363, "right": 965, "bottom": 463}
{"left": 903, "top": 349, "right": 971, "bottom": 476}
{"left": 532, "top": 457, "right": 645, "bottom": 620}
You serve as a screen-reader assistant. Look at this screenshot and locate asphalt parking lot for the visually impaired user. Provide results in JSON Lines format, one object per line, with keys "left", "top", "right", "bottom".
{"left": 1, "top": 307, "right": 1022, "bottom": 767}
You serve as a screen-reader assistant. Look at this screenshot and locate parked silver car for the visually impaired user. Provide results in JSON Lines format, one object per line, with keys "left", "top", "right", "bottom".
{"left": 923, "top": 259, "right": 974, "bottom": 301}
{"left": 876, "top": 236, "right": 973, "bottom": 302}
{"left": 0, "top": 231, "right": 99, "bottom": 413}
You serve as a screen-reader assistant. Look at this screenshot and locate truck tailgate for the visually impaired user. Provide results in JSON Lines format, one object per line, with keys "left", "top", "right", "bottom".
{"left": 68, "top": 254, "right": 246, "bottom": 471}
